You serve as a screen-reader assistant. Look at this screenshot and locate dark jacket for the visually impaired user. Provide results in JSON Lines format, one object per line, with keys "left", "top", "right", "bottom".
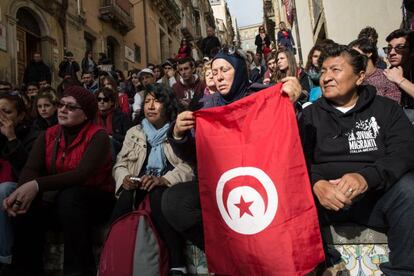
{"left": 32, "top": 114, "right": 58, "bottom": 132}
{"left": 58, "top": 60, "right": 80, "bottom": 80}
{"left": 250, "top": 65, "right": 266, "bottom": 83}
{"left": 255, "top": 34, "right": 271, "bottom": 54}
{"left": 23, "top": 60, "right": 52, "bottom": 85}
{"left": 84, "top": 81, "right": 99, "bottom": 94}
{"left": 277, "top": 30, "right": 295, "bottom": 51}
{"left": 0, "top": 121, "right": 38, "bottom": 177}
{"left": 201, "top": 36, "right": 221, "bottom": 58}
{"left": 81, "top": 57, "right": 98, "bottom": 76}
{"left": 298, "top": 69, "right": 312, "bottom": 103}
{"left": 111, "top": 109, "right": 131, "bottom": 144}
{"left": 301, "top": 85, "right": 414, "bottom": 191}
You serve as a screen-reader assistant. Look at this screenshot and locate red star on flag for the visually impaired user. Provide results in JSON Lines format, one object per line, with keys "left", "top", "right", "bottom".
{"left": 234, "top": 196, "right": 254, "bottom": 218}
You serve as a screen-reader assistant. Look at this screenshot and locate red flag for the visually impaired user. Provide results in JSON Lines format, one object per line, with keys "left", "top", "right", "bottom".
{"left": 195, "top": 84, "right": 324, "bottom": 276}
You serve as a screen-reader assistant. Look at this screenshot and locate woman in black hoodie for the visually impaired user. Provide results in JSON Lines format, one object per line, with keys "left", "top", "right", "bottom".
{"left": 302, "top": 44, "right": 414, "bottom": 275}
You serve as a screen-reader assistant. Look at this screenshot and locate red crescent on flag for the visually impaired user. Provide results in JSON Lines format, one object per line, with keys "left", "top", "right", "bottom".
{"left": 221, "top": 175, "right": 269, "bottom": 217}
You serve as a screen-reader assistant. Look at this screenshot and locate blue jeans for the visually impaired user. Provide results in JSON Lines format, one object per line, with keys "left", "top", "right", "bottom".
{"left": 0, "top": 182, "right": 17, "bottom": 264}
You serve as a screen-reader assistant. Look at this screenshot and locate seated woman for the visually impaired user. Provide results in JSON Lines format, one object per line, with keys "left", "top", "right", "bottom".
{"left": 102, "top": 75, "right": 130, "bottom": 115}
{"left": 263, "top": 52, "right": 278, "bottom": 85}
{"left": 2, "top": 86, "right": 115, "bottom": 276}
{"left": 111, "top": 83, "right": 194, "bottom": 276}
{"left": 161, "top": 47, "right": 302, "bottom": 251}
{"left": 304, "top": 45, "right": 324, "bottom": 102}
{"left": 201, "top": 60, "right": 217, "bottom": 95}
{"left": 0, "top": 91, "right": 37, "bottom": 269}
{"left": 301, "top": 44, "right": 414, "bottom": 275}
{"left": 32, "top": 88, "right": 58, "bottom": 131}
{"left": 95, "top": 87, "right": 131, "bottom": 158}
{"left": 273, "top": 49, "right": 311, "bottom": 103}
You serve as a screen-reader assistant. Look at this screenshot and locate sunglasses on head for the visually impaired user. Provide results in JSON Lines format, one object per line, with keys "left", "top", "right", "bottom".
{"left": 57, "top": 101, "right": 82, "bottom": 111}
{"left": 97, "top": 96, "right": 110, "bottom": 103}
{"left": 383, "top": 45, "right": 409, "bottom": 55}
{"left": 218, "top": 46, "right": 245, "bottom": 60}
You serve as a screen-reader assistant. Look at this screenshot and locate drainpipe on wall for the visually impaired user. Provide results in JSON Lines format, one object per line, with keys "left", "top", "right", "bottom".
{"left": 143, "top": 0, "right": 149, "bottom": 65}
{"left": 292, "top": 0, "right": 303, "bottom": 66}
{"left": 59, "top": 0, "right": 69, "bottom": 50}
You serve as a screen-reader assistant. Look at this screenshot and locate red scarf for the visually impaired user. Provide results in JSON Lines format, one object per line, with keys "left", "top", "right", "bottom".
{"left": 96, "top": 109, "right": 114, "bottom": 136}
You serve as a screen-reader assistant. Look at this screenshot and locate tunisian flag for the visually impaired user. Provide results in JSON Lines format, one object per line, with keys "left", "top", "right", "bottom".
{"left": 195, "top": 84, "right": 324, "bottom": 275}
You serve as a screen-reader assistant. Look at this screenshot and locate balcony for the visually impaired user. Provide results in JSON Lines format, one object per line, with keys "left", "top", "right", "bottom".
{"left": 181, "top": 12, "right": 196, "bottom": 41}
{"left": 153, "top": 0, "right": 182, "bottom": 27}
{"left": 99, "top": 0, "right": 134, "bottom": 35}
{"left": 264, "top": 0, "right": 275, "bottom": 18}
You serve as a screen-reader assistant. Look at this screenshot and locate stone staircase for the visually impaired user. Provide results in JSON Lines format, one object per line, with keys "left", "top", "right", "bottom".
{"left": 44, "top": 223, "right": 389, "bottom": 276}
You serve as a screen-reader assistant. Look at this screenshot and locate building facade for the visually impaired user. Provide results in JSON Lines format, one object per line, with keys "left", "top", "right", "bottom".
{"left": 0, "top": 0, "right": 215, "bottom": 87}
{"left": 264, "top": 0, "right": 404, "bottom": 65}
{"left": 239, "top": 23, "right": 262, "bottom": 52}
{"left": 209, "top": 0, "right": 234, "bottom": 45}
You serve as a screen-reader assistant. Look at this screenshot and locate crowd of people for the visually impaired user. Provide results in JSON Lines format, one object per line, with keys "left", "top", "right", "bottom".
{"left": 0, "top": 24, "right": 414, "bottom": 276}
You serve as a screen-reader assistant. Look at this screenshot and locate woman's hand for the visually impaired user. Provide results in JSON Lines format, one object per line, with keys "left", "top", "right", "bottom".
{"left": 122, "top": 175, "right": 140, "bottom": 190}
{"left": 280, "top": 77, "right": 302, "bottom": 103}
{"left": 173, "top": 111, "right": 195, "bottom": 139}
{"left": 313, "top": 180, "right": 351, "bottom": 211}
{"left": 329, "top": 173, "right": 368, "bottom": 201}
{"left": 263, "top": 78, "right": 271, "bottom": 85}
{"left": 384, "top": 66, "right": 404, "bottom": 84}
{"left": 140, "top": 175, "right": 170, "bottom": 191}
{"left": 0, "top": 110, "right": 17, "bottom": 140}
{"left": 3, "top": 180, "right": 39, "bottom": 216}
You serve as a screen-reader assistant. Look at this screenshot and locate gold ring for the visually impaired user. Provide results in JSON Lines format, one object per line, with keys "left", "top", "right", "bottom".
{"left": 347, "top": 188, "right": 353, "bottom": 194}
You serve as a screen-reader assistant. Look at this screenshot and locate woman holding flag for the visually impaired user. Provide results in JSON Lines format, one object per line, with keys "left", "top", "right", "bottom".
{"left": 161, "top": 46, "right": 303, "bottom": 255}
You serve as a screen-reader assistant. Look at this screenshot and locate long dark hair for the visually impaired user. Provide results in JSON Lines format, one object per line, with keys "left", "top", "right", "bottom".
{"left": 305, "top": 45, "right": 325, "bottom": 71}
{"left": 272, "top": 49, "right": 297, "bottom": 83}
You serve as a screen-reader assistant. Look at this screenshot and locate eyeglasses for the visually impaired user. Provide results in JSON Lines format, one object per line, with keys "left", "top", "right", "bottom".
{"left": 57, "top": 101, "right": 82, "bottom": 111}
{"left": 383, "top": 45, "right": 409, "bottom": 55}
{"left": 97, "top": 97, "right": 110, "bottom": 103}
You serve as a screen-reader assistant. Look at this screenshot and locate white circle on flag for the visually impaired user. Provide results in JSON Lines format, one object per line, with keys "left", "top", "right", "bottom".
{"left": 216, "top": 167, "right": 278, "bottom": 235}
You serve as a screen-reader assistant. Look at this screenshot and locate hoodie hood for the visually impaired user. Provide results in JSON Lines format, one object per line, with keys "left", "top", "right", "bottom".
{"left": 316, "top": 85, "right": 377, "bottom": 117}
{"left": 314, "top": 85, "right": 377, "bottom": 139}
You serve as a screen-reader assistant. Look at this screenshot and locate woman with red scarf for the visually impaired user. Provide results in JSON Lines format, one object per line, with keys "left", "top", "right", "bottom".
{"left": 277, "top": 22, "right": 295, "bottom": 53}
{"left": 95, "top": 87, "right": 131, "bottom": 159}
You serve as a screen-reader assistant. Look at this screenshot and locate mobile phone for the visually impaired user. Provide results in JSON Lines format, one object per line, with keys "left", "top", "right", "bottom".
{"left": 130, "top": 177, "right": 141, "bottom": 182}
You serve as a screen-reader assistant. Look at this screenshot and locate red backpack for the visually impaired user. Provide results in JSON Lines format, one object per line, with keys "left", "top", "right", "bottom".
{"left": 99, "top": 196, "right": 169, "bottom": 276}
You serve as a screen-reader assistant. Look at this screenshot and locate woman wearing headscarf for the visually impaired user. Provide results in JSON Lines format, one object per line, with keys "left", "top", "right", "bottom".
{"left": 160, "top": 47, "right": 303, "bottom": 251}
